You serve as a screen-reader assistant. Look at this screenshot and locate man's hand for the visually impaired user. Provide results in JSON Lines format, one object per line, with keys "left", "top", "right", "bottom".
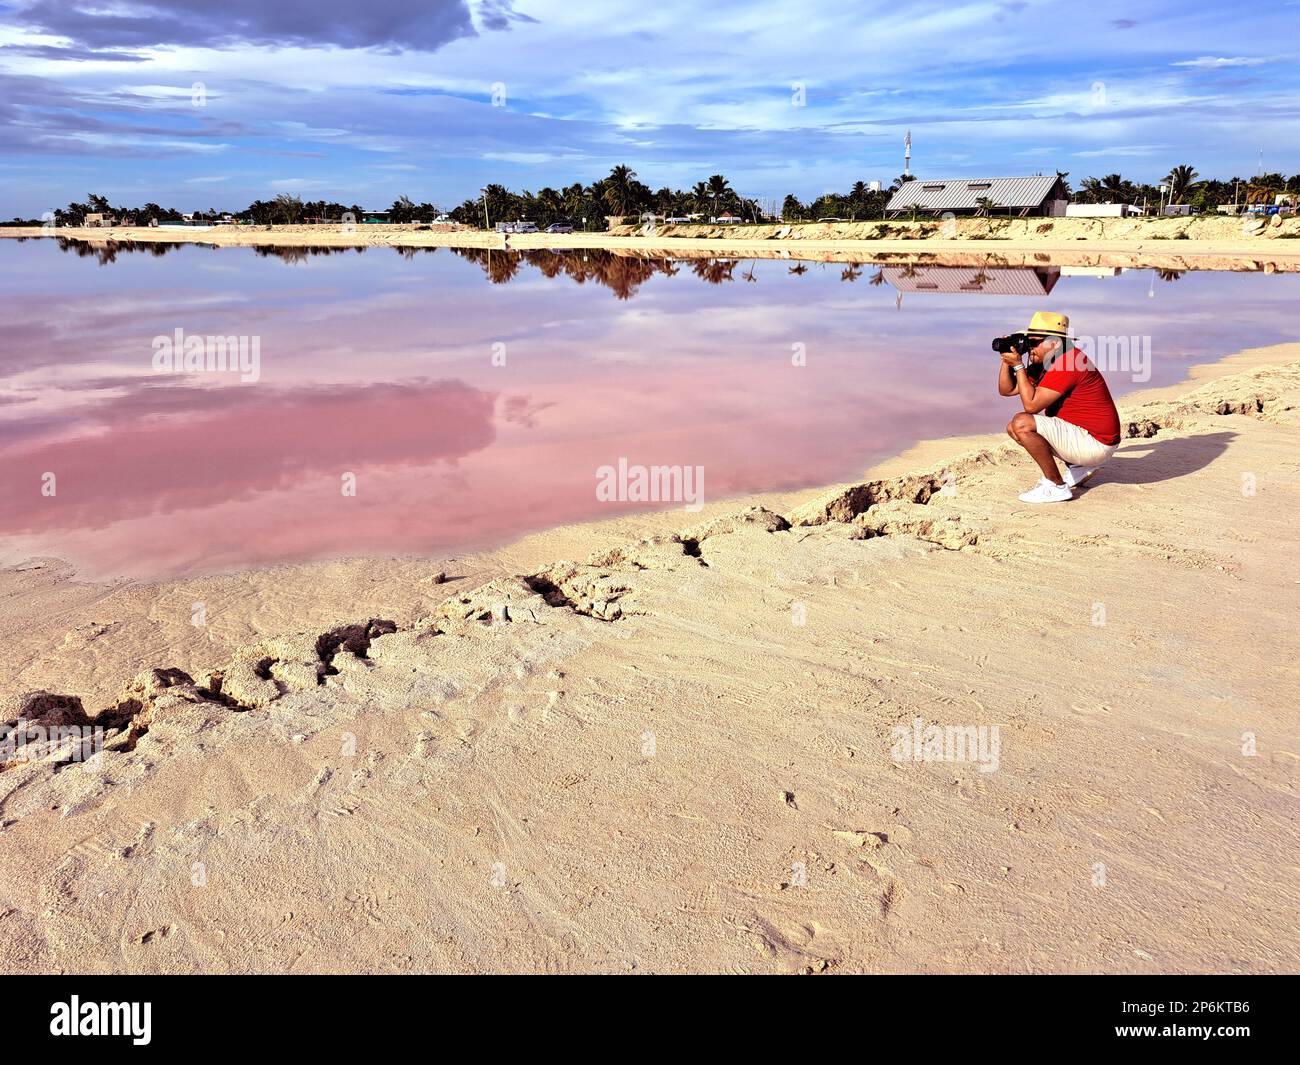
{"left": 997, "top": 350, "right": 1021, "bottom": 396}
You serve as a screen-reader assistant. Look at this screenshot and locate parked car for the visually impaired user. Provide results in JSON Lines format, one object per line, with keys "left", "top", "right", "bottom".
{"left": 664, "top": 216, "right": 692, "bottom": 224}
{"left": 546, "top": 222, "right": 574, "bottom": 233}
{"left": 514, "top": 222, "right": 539, "bottom": 233}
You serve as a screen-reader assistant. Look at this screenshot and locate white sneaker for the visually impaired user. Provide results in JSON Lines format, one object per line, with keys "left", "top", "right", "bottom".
{"left": 1062, "top": 464, "right": 1097, "bottom": 489}
{"left": 1018, "top": 478, "right": 1072, "bottom": 504}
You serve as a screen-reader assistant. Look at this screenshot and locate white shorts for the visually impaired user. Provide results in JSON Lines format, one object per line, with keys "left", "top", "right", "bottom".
{"left": 1033, "top": 415, "right": 1119, "bottom": 467}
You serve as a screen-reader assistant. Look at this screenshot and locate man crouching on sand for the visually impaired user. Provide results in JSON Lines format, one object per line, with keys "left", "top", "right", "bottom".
{"left": 999, "top": 311, "right": 1122, "bottom": 504}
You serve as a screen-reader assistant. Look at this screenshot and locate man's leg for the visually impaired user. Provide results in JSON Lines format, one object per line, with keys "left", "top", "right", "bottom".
{"left": 1006, "top": 412, "right": 1064, "bottom": 484}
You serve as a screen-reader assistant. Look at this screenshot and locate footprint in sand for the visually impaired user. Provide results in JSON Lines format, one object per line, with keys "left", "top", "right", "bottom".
{"left": 1070, "top": 702, "right": 1112, "bottom": 717}
{"left": 327, "top": 793, "right": 364, "bottom": 818}
{"left": 730, "top": 913, "right": 839, "bottom": 973}
{"left": 135, "top": 924, "right": 176, "bottom": 946}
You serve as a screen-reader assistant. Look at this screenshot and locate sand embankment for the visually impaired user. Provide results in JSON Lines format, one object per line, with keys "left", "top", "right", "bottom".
{"left": 3, "top": 213, "right": 1299, "bottom": 272}
{"left": 2, "top": 347, "right": 1298, "bottom": 973}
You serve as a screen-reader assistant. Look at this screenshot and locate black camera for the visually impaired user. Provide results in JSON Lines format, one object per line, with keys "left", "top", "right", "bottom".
{"left": 992, "top": 332, "right": 1032, "bottom": 355}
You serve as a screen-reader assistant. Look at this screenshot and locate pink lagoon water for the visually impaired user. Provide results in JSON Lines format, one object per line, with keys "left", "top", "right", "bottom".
{"left": 2, "top": 237, "right": 1297, "bottom": 579}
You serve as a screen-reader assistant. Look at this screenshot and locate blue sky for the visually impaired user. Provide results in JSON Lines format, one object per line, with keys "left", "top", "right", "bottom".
{"left": 1, "top": 0, "right": 1297, "bottom": 216}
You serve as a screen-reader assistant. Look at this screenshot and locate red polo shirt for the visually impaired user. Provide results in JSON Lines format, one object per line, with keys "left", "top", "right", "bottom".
{"left": 1036, "top": 349, "right": 1121, "bottom": 446}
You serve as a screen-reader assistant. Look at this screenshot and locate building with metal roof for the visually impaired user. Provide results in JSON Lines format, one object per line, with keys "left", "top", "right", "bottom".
{"left": 884, "top": 175, "right": 1069, "bottom": 218}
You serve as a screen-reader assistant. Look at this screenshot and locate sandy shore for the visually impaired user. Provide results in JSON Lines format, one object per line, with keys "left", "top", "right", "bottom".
{"left": 4, "top": 214, "right": 1300, "bottom": 274}
{"left": 2, "top": 345, "right": 1298, "bottom": 973}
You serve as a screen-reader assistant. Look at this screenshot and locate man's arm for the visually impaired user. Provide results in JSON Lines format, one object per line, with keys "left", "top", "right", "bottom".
{"left": 997, "top": 356, "right": 1018, "bottom": 396}
{"left": 998, "top": 353, "right": 1019, "bottom": 395}
{"left": 1016, "top": 369, "right": 1061, "bottom": 414}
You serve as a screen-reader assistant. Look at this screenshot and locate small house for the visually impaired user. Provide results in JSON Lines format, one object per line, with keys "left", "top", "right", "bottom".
{"left": 885, "top": 174, "right": 1069, "bottom": 218}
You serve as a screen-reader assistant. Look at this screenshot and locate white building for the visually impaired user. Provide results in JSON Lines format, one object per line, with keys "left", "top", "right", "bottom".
{"left": 1065, "top": 203, "right": 1136, "bottom": 218}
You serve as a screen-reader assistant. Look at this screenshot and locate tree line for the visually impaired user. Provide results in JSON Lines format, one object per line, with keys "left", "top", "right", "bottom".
{"left": 6, "top": 164, "right": 1298, "bottom": 229}
{"left": 1071, "top": 166, "right": 1299, "bottom": 210}
{"left": 446, "top": 168, "right": 766, "bottom": 228}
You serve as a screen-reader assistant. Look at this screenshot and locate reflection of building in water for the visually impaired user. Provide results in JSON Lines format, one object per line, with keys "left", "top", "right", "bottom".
{"left": 1060, "top": 266, "right": 1124, "bottom": 278}
{"left": 881, "top": 265, "right": 1061, "bottom": 296}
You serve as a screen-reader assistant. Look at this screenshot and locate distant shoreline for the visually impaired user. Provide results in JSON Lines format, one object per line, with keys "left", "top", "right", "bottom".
{"left": 3, "top": 215, "right": 1300, "bottom": 273}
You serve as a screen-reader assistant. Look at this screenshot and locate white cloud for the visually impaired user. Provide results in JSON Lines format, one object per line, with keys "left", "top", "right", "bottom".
{"left": 1172, "top": 56, "right": 1268, "bottom": 69}
{"left": 1073, "top": 145, "right": 1164, "bottom": 158}
{"left": 482, "top": 151, "right": 591, "bottom": 164}
{"left": 1, "top": 0, "right": 1297, "bottom": 213}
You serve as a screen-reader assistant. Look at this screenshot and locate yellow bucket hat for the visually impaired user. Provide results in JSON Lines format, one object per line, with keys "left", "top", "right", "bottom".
{"left": 1027, "top": 311, "right": 1070, "bottom": 337}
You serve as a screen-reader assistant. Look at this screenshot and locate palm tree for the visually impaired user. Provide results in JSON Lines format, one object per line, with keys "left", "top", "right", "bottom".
{"left": 1163, "top": 165, "right": 1199, "bottom": 203}
{"left": 706, "top": 174, "right": 732, "bottom": 218}
{"left": 536, "top": 186, "right": 563, "bottom": 222}
{"left": 1100, "top": 174, "right": 1129, "bottom": 201}
{"left": 388, "top": 194, "right": 417, "bottom": 222}
{"left": 1245, "top": 173, "right": 1284, "bottom": 205}
{"left": 482, "top": 183, "right": 511, "bottom": 225}
{"left": 974, "top": 196, "right": 996, "bottom": 218}
{"left": 561, "top": 182, "right": 586, "bottom": 217}
{"left": 1079, "top": 176, "right": 1103, "bottom": 202}
{"left": 850, "top": 181, "right": 868, "bottom": 219}
{"left": 690, "top": 182, "right": 710, "bottom": 214}
{"left": 273, "top": 193, "right": 303, "bottom": 224}
{"left": 602, "top": 165, "right": 639, "bottom": 217}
